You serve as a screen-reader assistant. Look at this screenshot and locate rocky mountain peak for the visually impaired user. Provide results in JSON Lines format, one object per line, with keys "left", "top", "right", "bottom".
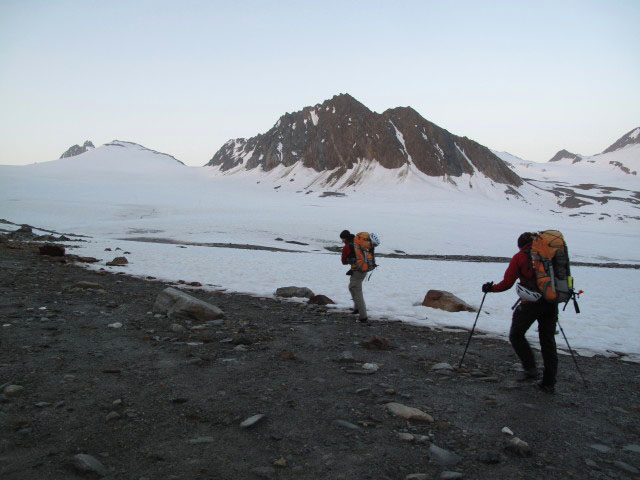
{"left": 602, "top": 127, "right": 640, "bottom": 153}
{"left": 60, "top": 140, "right": 95, "bottom": 159}
{"left": 548, "top": 149, "right": 582, "bottom": 163}
{"left": 206, "top": 94, "right": 523, "bottom": 188}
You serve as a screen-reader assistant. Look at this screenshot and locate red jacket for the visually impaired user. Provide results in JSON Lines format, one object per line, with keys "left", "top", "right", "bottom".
{"left": 492, "top": 243, "right": 535, "bottom": 292}
{"left": 341, "top": 243, "right": 354, "bottom": 265}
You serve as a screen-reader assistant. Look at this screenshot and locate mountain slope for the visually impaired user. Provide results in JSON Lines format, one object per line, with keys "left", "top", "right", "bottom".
{"left": 603, "top": 127, "right": 640, "bottom": 154}
{"left": 206, "top": 94, "right": 522, "bottom": 189}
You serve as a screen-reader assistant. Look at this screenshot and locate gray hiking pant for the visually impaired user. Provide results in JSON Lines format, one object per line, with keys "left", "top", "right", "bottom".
{"left": 348, "top": 270, "right": 367, "bottom": 320}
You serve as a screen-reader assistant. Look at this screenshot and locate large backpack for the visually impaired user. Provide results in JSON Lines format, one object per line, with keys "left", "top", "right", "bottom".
{"left": 530, "top": 230, "right": 573, "bottom": 303}
{"left": 352, "top": 232, "right": 378, "bottom": 272}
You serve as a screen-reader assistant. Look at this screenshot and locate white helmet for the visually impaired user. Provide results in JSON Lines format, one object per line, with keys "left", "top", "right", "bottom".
{"left": 370, "top": 232, "right": 380, "bottom": 247}
{"left": 516, "top": 283, "right": 542, "bottom": 302}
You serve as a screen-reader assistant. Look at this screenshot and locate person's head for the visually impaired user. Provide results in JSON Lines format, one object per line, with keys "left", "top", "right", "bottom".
{"left": 518, "top": 232, "right": 533, "bottom": 248}
{"left": 340, "top": 229, "right": 351, "bottom": 243}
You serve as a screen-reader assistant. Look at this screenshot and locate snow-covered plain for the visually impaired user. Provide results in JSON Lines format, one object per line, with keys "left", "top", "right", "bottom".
{"left": 1, "top": 141, "right": 639, "bottom": 361}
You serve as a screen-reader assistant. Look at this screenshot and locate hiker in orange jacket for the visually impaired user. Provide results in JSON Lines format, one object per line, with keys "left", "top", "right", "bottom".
{"left": 340, "top": 229, "right": 368, "bottom": 323}
{"left": 482, "top": 232, "right": 558, "bottom": 394}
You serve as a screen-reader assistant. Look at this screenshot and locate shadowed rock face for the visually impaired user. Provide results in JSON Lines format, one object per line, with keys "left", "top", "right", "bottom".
{"left": 206, "top": 94, "right": 522, "bottom": 186}
{"left": 60, "top": 140, "right": 94, "bottom": 159}
{"left": 602, "top": 127, "right": 640, "bottom": 154}
{"left": 548, "top": 149, "right": 582, "bottom": 163}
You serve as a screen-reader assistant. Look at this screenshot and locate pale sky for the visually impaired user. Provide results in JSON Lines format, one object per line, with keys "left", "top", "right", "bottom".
{"left": 1, "top": 0, "right": 638, "bottom": 166}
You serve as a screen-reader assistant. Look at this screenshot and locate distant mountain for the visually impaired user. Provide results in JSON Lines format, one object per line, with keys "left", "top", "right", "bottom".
{"left": 206, "top": 94, "right": 522, "bottom": 188}
{"left": 60, "top": 140, "right": 95, "bottom": 159}
{"left": 548, "top": 149, "right": 582, "bottom": 163}
{"left": 602, "top": 127, "right": 640, "bottom": 154}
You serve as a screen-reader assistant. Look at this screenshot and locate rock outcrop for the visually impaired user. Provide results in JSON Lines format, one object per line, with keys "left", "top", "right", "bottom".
{"left": 60, "top": 140, "right": 95, "bottom": 159}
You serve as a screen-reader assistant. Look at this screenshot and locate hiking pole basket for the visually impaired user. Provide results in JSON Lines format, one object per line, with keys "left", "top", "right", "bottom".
{"left": 557, "top": 319, "right": 588, "bottom": 388}
{"left": 458, "top": 292, "right": 487, "bottom": 369}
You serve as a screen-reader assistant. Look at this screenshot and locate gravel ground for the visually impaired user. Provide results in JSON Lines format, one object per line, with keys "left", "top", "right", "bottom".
{"left": 1, "top": 236, "right": 639, "bottom": 480}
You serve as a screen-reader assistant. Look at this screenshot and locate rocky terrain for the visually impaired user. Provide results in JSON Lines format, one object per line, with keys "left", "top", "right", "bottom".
{"left": 1, "top": 236, "right": 639, "bottom": 480}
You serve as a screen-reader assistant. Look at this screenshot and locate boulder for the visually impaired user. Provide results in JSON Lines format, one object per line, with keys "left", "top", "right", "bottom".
{"left": 308, "top": 294, "right": 335, "bottom": 305}
{"left": 153, "top": 287, "right": 224, "bottom": 322}
{"left": 39, "top": 244, "right": 65, "bottom": 257}
{"left": 106, "top": 256, "right": 128, "bottom": 266}
{"left": 422, "top": 290, "right": 476, "bottom": 312}
{"left": 275, "top": 286, "right": 315, "bottom": 299}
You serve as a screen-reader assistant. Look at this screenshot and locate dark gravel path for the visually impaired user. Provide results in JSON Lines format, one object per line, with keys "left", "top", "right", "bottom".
{"left": 1, "top": 237, "right": 639, "bottom": 480}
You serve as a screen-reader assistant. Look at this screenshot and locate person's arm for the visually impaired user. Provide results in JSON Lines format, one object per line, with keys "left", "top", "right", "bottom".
{"left": 491, "top": 254, "right": 522, "bottom": 292}
{"left": 341, "top": 244, "right": 351, "bottom": 265}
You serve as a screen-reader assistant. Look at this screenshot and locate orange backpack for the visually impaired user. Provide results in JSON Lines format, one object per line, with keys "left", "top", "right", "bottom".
{"left": 530, "top": 230, "right": 573, "bottom": 303}
{"left": 352, "top": 232, "right": 377, "bottom": 272}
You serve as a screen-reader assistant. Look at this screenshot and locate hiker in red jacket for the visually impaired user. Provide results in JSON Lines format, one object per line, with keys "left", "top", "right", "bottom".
{"left": 482, "top": 232, "right": 558, "bottom": 394}
{"left": 340, "top": 229, "right": 368, "bottom": 323}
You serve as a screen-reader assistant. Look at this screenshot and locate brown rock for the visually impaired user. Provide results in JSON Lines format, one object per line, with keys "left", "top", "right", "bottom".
{"left": 106, "top": 256, "right": 128, "bottom": 266}
{"left": 39, "top": 244, "right": 65, "bottom": 257}
{"left": 422, "top": 290, "right": 476, "bottom": 312}
{"left": 308, "top": 294, "right": 335, "bottom": 305}
{"left": 362, "top": 336, "right": 391, "bottom": 350}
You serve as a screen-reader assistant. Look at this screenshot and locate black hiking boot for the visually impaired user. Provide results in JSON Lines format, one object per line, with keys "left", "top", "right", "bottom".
{"left": 517, "top": 368, "right": 539, "bottom": 382}
{"left": 536, "top": 381, "right": 555, "bottom": 394}
{"left": 358, "top": 317, "right": 368, "bottom": 323}
{"left": 351, "top": 309, "right": 359, "bottom": 315}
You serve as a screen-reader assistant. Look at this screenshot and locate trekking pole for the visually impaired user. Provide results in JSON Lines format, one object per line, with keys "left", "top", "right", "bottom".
{"left": 557, "top": 319, "right": 588, "bottom": 387}
{"left": 458, "top": 292, "right": 487, "bottom": 369}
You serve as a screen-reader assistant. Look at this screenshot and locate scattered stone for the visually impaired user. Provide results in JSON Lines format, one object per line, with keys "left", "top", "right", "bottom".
{"left": 153, "top": 287, "right": 224, "bottom": 322}
{"left": 332, "top": 419, "right": 362, "bottom": 431}
{"left": 106, "top": 256, "right": 128, "bottom": 266}
{"left": 584, "top": 459, "right": 599, "bottom": 469}
{"left": 275, "top": 286, "right": 315, "bottom": 299}
{"left": 240, "top": 414, "right": 266, "bottom": 428}
{"left": 273, "top": 457, "right": 287, "bottom": 467}
{"left": 334, "top": 351, "right": 355, "bottom": 363}
{"left": 501, "top": 426, "right": 514, "bottom": 435}
{"left": 386, "top": 402, "right": 434, "bottom": 423}
{"left": 362, "top": 362, "right": 379, "bottom": 372}
{"left": 106, "top": 411, "right": 120, "bottom": 422}
{"left": 308, "top": 294, "right": 335, "bottom": 305}
{"left": 362, "top": 335, "right": 391, "bottom": 350}
{"left": 505, "top": 437, "right": 532, "bottom": 457}
{"left": 187, "top": 281, "right": 202, "bottom": 287}
{"left": 3, "top": 385, "right": 24, "bottom": 397}
{"left": 440, "top": 472, "right": 464, "bottom": 480}
{"left": 35, "top": 402, "right": 51, "bottom": 408}
{"left": 108, "top": 322, "right": 123, "bottom": 329}
{"left": 70, "top": 454, "right": 108, "bottom": 477}
{"left": 188, "top": 436, "right": 215, "bottom": 444}
{"left": 623, "top": 444, "right": 640, "bottom": 453}
{"left": 590, "top": 444, "right": 612, "bottom": 453}
{"left": 406, "top": 474, "right": 428, "bottom": 480}
{"left": 278, "top": 351, "right": 297, "bottom": 360}
{"left": 429, "top": 444, "right": 461, "bottom": 466}
{"left": 170, "top": 323, "right": 185, "bottom": 333}
{"left": 613, "top": 461, "right": 639, "bottom": 474}
{"left": 74, "top": 281, "right": 105, "bottom": 290}
{"left": 398, "top": 432, "right": 415, "bottom": 442}
{"left": 422, "top": 290, "right": 476, "bottom": 312}
{"left": 431, "top": 362, "right": 454, "bottom": 371}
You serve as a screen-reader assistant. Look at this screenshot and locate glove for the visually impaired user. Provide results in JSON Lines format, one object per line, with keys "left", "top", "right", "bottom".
{"left": 482, "top": 281, "right": 494, "bottom": 293}
{"left": 346, "top": 270, "right": 353, "bottom": 276}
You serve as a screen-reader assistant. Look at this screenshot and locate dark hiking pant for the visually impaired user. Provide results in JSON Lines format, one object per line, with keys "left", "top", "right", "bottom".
{"left": 509, "top": 301, "right": 558, "bottom": 386}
